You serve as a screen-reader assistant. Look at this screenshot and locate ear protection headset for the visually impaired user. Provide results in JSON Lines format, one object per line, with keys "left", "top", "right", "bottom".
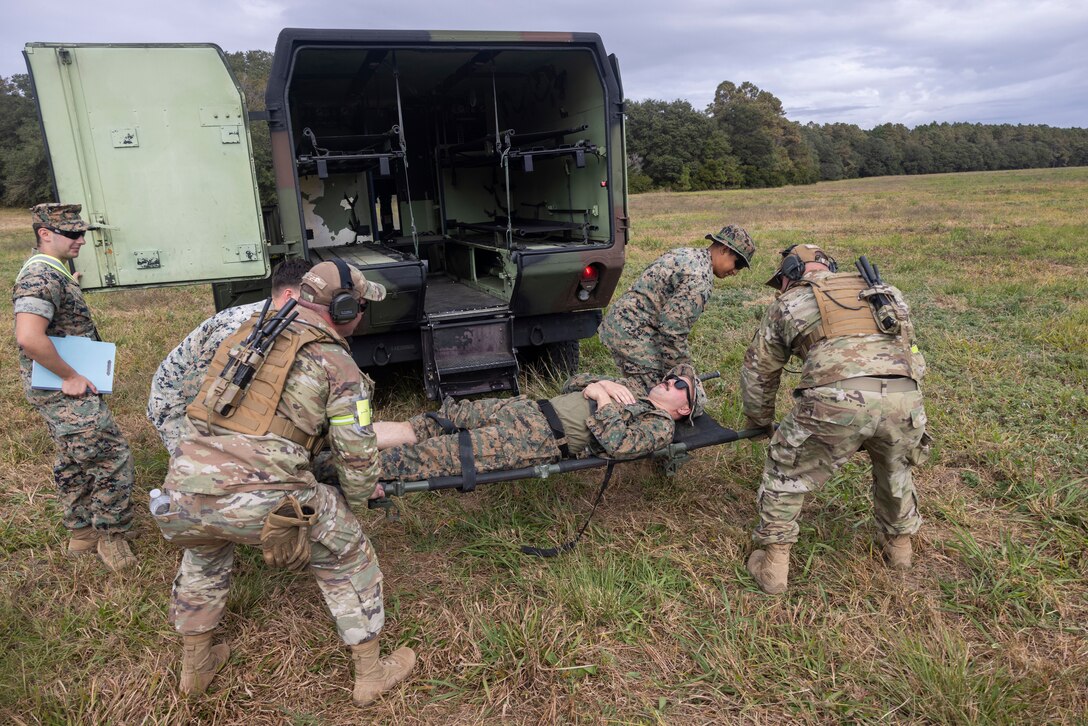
{"left": 328, "top": 258, "right": 363, "bottom": 324}
{"left": 777, "top": 244, "right": 838, "bottom": 283}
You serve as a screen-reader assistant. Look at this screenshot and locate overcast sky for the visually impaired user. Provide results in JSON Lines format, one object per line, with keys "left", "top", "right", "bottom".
{"left": 3, "top": 0, "right": 1086, "bottom": 129}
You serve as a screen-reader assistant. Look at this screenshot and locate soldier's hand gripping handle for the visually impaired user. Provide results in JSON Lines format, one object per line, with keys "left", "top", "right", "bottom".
{"left": 260, "top": 495, "right": 319, "bottom": 571}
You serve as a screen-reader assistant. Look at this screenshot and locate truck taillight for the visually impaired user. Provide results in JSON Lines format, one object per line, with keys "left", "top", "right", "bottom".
{"left": 577, "top": 264, "right": 601, "bottom": 300}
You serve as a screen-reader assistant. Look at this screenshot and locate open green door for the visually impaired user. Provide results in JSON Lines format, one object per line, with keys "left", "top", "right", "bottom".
{"left": 24, "top": 43, "right": 268, "bottom": 290}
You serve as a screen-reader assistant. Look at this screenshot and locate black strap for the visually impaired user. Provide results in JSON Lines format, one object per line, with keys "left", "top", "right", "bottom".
{"left": 520, "top": 461, "right": 616, "bottom": 558}
{"left": 535, "top": 399, "right": 570, "bottom": 458}
{"left": 425, "top": 412, "right": 458, "bottom": 434}
{"left": 457, "top": 429, "right": 476, "bottom": 492}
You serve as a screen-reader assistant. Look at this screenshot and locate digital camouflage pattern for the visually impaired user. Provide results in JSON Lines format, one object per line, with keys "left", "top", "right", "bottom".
{"left": 147, "top": 301, "right": 264, "bottom": 453}
{"left": 12, "top": 252, "right": 132, "bottom": 533}
{"left": 740, "top": 270, "right": 929, "bottom": 545}
{"left": 597, "top": 247, "right": 714, "bottom": 392}
{"left": 30, "top": 202, "right": 97, "bottom": 232}
{"left": 705, "top": 225, "right": 756, "bottom": 268}
{"left": 155, "top": 484, "right": 383, "bottom": 643}
{"left": 380, "top": 379, "right": 676, "bottom": 481}
{"left": 158, "top": 311, "right": 384, "bottom": 641}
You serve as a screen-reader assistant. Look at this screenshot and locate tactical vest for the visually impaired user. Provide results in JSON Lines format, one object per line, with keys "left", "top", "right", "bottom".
{"left": 186, "top": 312, "right": 346, "bottom": 452}
{"left": 545, "top": 392, "right": 596, "bottom": 456}
{"left": 795, "top": 273, "right": 883, "bottom": 355}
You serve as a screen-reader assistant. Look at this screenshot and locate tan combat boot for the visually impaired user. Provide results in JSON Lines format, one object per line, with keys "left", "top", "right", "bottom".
{"left": 97, "top": 533, "right": 137, "bottom": 572}
{"left": 179, "top": 632, "right": 230, "bottom": 695}
{"left": 882, "top": 534, "right": 912, "bottom": 571}
{"left": 67, "top": 527, "right": 99, "bottom": 556}
{"left": 747, "top": 543, "right": 791, "bottom": 595}
{"left": 350, "top": 638, "right": 417, "bottom": 707}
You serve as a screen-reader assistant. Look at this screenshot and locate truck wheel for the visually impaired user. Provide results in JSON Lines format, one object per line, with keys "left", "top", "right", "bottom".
{"left": 521, "top": 340, "right": 580, "bottom": 379}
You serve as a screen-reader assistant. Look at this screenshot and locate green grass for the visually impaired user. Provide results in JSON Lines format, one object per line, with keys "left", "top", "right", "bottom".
{"left": 1, "top": 167, "right": 1087, "bottom": 723}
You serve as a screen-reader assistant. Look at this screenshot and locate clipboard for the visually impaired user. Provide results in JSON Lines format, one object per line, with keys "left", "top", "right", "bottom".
{"left": 31, "top": 336, "right": 116, "bottom": 394}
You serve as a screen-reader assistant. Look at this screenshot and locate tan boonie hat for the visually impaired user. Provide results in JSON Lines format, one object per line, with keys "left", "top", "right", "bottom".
{"left": 705, "top": 225, "right": 755, "bottom": 269}
{"left": 665, "top": 363, "right": 707, "bottom": 424}
{"left": 30, "top": 203, "right": 97, "bottom": 232}
{"left": 300, "top": 261, "right": 386, "bottom": 306}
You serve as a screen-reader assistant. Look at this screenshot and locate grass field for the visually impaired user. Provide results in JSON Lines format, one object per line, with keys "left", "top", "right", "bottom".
{"left": 1, "top": 167, "right": 1086, "bottom": 724}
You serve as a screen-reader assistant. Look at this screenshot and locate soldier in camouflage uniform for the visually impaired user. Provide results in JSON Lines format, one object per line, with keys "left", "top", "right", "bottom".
{"left": 376, "top": 364, "right": 706, "bottom": 481}
{"left": 12, "top": 203, "right": 136, "bottom": 572}
{"left": 740, "top": 244, "right": 930, "bottom": 595}
{"left": 147, "top": 258, "right": 311, "bottom": 455}
{"left": 598, "top": 225, "right": 756, "bottom": 392}
{"left": 153, "top": 261, "right": 416, "bottom": 706}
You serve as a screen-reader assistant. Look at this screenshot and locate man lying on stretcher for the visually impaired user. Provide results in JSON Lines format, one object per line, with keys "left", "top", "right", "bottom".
{"left": 373, "top": 365, "right": 707, "bottom": 483}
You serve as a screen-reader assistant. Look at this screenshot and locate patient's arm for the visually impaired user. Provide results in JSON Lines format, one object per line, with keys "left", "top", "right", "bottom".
{"left": 374, "top": 420, "right": 417, "bottom": 449}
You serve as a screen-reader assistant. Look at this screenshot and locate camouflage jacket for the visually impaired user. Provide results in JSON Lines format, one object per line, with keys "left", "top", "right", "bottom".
{"left": 560, "top": 373, "right": 675, "bottom": 458}
{"left": 740, "top": 270, "right": 926, "bottom": 427}
{"left": 598, "top": 247, "right": 714, "bottom": 368}
{"left": 11, "top": 251, "right": 100, "bottom": 382}
{"left": 165, "top": 309, "right": 380, "bottom": 509}
{"left": 147, "top": 301, "right": 264, "bottom": 437}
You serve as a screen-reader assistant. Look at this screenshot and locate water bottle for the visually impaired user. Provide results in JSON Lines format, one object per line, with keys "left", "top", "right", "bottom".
{"left": 149, "top": 488, "right": 170, "bottom": 516}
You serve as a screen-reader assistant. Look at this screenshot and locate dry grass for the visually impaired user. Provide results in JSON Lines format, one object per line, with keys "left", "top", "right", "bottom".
{"left": 1, "top": 168, "right": 1087, "bottom": 724}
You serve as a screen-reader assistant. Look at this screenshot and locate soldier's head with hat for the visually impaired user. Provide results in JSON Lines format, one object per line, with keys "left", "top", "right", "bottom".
{"left": 297, "top": 260, "right": 387, "bottom": 335}
{"left": 30, "top": 203, "right": 96, "bottom": 259}
{"left": 765, "top": 243, "right": 838, "bottom": 292}
{"left": 705, "top": 225, "right": 756, "bottom": 278}
{"left": 649, "top": 363, "right": 707, "bottom": 424}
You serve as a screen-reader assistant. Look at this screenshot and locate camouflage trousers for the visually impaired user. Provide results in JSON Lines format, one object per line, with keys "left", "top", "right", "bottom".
{"left": 753, "top": 383, "right": 928, "bottom": 546}
{"left": 25, "top": 387, "right": 134, "bottom": 533}
{"left": 597, "top": 330, "right": 673, "bottom": 395}
{"left": 379, "top": 396, "right": 561, "bottom": 480}
{"left": 154, "top": 483, "right": 384, "bottom": 644}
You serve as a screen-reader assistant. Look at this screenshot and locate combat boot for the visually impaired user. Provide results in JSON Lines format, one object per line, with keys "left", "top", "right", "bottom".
{"left": 350, "top": 638, "right": 416, "bottom": 707}
{"left": 179, "top": 632, "right": 230, "bottom": 695}
{"left": 882, "top": 534, "right": 913, "bottom": 571}
{"left": 747, "top": 543, "right": 791, "bottom": 595}
{"left": 97, "top": 533, "right": 137, "bottom": 572}
{"left": 67, "top": 527, "right": 98, "bottom": 556}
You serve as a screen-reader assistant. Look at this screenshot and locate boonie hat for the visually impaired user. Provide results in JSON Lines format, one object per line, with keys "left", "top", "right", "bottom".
{"left": 665, "top": 363, "right": 707, "bottom": 424}
{"left": 300, "top": 261, "right": 386, "bottom": 307}
{"left": 30, "top": 203, "right": 97, "bottom": 232}
{"left": 705, "top": 225, "right": 755, "bottom": 269}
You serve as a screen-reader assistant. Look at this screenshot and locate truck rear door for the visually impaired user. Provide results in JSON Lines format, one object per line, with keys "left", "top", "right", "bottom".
{"left": 23, "top": 43, "right": 268, "bottom": 290}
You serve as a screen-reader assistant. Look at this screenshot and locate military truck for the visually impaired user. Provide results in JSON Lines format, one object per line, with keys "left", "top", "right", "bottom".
{"left": 24, "top": 29, "right": 628, "bottom": 398}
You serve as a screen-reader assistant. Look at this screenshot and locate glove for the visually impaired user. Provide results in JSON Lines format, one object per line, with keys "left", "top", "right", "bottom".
{"left": 260, "top": 495, "right": 319, "bottom": 571}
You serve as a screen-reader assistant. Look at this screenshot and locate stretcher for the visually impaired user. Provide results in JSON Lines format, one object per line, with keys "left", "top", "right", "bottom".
{"left": 369, "top": 412, "right": 768, "bottom": 555}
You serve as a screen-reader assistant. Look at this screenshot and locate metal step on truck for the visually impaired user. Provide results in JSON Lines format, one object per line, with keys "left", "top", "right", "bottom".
{"left": 24, "top": 29, "right": 628, "bottom": 399}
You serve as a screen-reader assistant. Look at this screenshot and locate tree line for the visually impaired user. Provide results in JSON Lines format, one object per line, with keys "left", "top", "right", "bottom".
{"left": 1, "top": 57, "right": 1086, "bottom": 206}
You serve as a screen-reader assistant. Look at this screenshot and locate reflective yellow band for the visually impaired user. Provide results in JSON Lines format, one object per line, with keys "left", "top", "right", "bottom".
{"left": 356, "top": 399, "right": 372, "bottom": 426}
{"left": 19, "top": 254, "right": 74, "bottom": 282}
{"left": 910, "top": 344, "right": 919, "bottom": 353}
{"left": 329, "top": 414, "right": 355, "bottom": 426}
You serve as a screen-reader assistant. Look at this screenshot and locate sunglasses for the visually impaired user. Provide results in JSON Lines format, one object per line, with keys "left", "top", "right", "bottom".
{"left": 48, "top": 227, "right": 86, "bottom": 240}
{"left": 665, "top": 374, "right": 694, "bottom": 410}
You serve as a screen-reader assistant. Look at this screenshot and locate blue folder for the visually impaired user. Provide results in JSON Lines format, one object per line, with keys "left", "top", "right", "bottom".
{"left": 31, "top": 336, "right": 116, "bottom": 394}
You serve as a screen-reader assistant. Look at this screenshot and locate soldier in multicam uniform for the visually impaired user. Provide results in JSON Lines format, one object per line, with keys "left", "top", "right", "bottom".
{"left": 375, "top": 364, "right": 706, "bottom": 481}
{"left": 153, "top": 261, "right": 416, "bottom": 707}
{"left": 598, "top": 225, "right": 756, "bottom": 392}
{"left": 741, "top": 244, "right": 930, "bottom": 595}
{"left": 147, "top": 258, "right": 311, "bottom": 455}
{"left": 12, "top": 203, "right": 137, "bottom": 572}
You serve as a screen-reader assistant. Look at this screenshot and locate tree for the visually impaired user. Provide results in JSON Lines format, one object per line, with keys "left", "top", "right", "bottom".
{"left": 0, "top": 74, "right": 50, "bottom": 206}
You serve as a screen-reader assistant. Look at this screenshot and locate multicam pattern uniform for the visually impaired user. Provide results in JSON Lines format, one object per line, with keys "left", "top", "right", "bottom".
{"left": 740, "top": 270, "right": 929, "bottom": 545}
{"left": 598, "top": 248, "right": 714, "bottom": 392}
{"left": 12, "top": 253, "right": 134, "bottom": 533}
{"left": 380, "top": 377, "right": 675, "bottom": 481}
{"left": 155, "top": 313, "right": 384, "bottom": 644}
{"left": 147, "top": 301, "right": 264, "bottom": 454}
